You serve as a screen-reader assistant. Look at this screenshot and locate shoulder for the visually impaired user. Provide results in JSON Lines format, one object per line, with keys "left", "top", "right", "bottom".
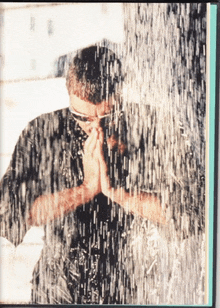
{"left": 123, "top": 103, "right": 153, "bottom": 153}
{"left": 14, "top": 108, "right": 73, "bottom": 147}
{"left": 28, "top": 107, "right": 69, "bottom": 126}
{"left": 23, "top": 107, "right": 70, "bottom": 134}
{"left": 123, "top": 102, "right": 152, "bottom": 119}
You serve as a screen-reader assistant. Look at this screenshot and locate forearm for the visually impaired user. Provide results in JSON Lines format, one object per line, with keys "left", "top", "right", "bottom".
{"left": 29, "top": 184, "right": 95, "bottom": 226}
{"left": 106, "top": 188, "right": 167, "bottom": 225}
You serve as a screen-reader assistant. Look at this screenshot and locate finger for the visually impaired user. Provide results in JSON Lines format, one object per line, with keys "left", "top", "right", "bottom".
{"left": 95, "top": 129, "right": 104, "bottom": 157}
{"left": 95, "top": 135, "right": 103, "bottom": 160}
{"left": 98, "top": 128, "right": 104, "bottom": 146}
{"left": 88, "top": 129, "right": 98, "bottom": 154}
{"left": 84, "top": 128, "right": 94, "bottom": 149}
{"left": 84, "top": 128, "right": 97, "bottom": 154}
{"left": 98, "top": 141, "right": 107, "bottom": 174}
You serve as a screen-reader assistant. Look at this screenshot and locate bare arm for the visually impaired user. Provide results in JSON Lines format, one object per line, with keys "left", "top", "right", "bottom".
{"left": 105, "top": 188, "right": 167, "bottom": 225}
{"left": 29, "top": 184, "right": 98, "bottom": 226}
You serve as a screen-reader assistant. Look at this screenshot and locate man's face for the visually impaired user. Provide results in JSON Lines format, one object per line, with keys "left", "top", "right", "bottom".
{"left": 69, "top": 94, "right": 114, "bottom": 136}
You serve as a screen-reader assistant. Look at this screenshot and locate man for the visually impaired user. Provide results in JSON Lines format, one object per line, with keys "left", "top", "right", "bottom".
{"left": 0, "top": 45, "right": 166, "bottom": 304}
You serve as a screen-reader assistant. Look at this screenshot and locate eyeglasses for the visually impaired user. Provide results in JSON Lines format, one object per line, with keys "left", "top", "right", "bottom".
{"left": 69, "top": 107, "right": 124, "bottom": 125}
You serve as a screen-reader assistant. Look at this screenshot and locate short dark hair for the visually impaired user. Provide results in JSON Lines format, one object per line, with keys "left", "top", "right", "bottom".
{"left": 66, "top": 45, "right": 123, "bottom": 104}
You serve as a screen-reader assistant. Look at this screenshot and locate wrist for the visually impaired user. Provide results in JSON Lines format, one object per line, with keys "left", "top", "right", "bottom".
{"left": 81, "top": 181, "right": 99, "bottom": 201}
{"left": 103, "top": 186, "right": 125, "bottom": 203}
{"left": 102, "top": 186, "right": 112, "bottom": 198}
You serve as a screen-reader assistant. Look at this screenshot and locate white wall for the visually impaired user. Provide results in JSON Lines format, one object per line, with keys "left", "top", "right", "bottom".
{"left": 1, "top": 3, "right": 124, "bottom": 81}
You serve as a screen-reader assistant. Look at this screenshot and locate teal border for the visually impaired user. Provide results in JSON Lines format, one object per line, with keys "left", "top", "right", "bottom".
{"left": 209, "top": 4, "right": 217, "bottom": 307}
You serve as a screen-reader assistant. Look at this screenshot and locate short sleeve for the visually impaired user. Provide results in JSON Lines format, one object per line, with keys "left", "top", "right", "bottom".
{"left": 122, "top": 104, "right": 156, "bottom": 193}
{"left": 0, "top": 122, "right": 40, "bottom": 246}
